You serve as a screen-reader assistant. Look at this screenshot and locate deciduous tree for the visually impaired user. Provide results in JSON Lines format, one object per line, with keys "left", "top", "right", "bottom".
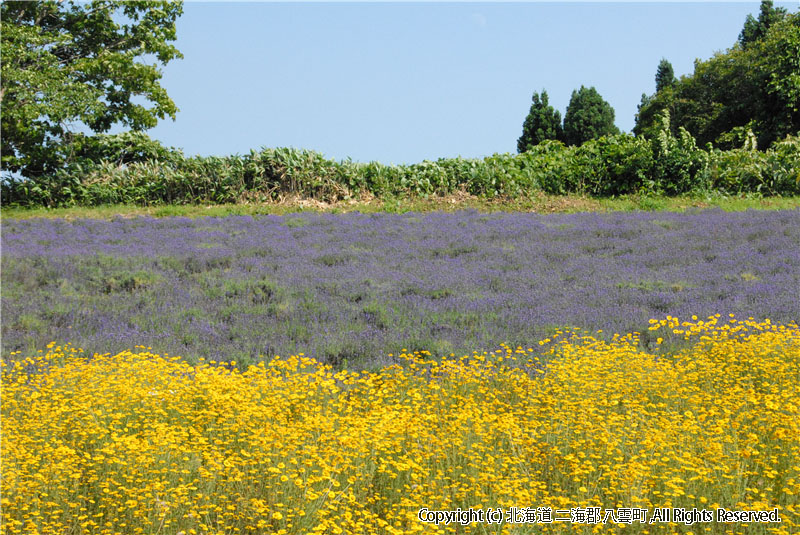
{"left": 1, "top": 0, "right": 183, "bottom": 179}
{"left": 634, "top": 8, "right": 799, "bottom": 149}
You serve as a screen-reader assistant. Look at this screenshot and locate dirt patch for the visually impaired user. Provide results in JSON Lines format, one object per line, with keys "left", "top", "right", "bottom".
{"left": 516, "top": 192, "right": 607, "bottom": 213}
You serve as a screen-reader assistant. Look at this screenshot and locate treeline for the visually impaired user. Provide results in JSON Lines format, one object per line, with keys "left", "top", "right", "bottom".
{"left": 3, "top": 125, "right": 798, "bottom": 207}
{"left": 2, "top": 1, "right": 798, "bottom": 207}
{"left": 636, "top": 2, "right": 799, "bottom": 150}
{"left": 519, "top": 1, "right": 799, "bottom": 154}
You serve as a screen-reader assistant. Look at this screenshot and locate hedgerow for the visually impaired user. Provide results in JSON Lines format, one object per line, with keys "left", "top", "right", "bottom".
{"left": 2, "top": 128, "right": 798, "bottom": 207}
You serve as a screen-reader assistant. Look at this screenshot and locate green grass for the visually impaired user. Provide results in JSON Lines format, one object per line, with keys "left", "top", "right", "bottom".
{"left": 2, "top": 192, "right": 799, "bottom": 220}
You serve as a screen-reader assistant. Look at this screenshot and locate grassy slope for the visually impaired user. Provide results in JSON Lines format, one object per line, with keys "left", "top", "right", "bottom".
{"left": 2, "top": 192, "right": 799, "bottom": 220}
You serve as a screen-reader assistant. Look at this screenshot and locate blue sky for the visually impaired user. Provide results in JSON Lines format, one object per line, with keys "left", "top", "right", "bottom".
{"left": 142, "top": 2, "right": 796, "bottom": 164}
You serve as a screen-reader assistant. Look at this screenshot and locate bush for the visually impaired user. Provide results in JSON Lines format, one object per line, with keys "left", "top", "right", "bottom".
{"left": 645, "top": 111, "right": 711, "bottom": 195}
{"left": 706, "top": 148, "right": 769, "bottom": 195}
{"left": 572, "top": 134, "right": 655, "bottom": 195}
{"left": 706, "top": 133, "right": 800, "bottom": 195}
{"left": 518, "top": 140, "right": 572, "bottom": 195}
{"left": 763, "top": 134, "right": 800, "bottom": 194}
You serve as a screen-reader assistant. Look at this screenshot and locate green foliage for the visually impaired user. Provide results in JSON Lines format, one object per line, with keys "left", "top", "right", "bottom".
{"left": 514, "top": 140, "right": 570, "bottom": 195}
{"left": 756, "top": 13, "right": 800, "bottom": 147}
{"left": 573, "top": 135, "right": 655, "bottom": 196}
{"left": 71, "top": 132, "right": 184, "bottom": 167}
{"left": 708, "top": 135, "right": 800, "bottom": 195}
{"left": 517, "top": 90, "right": 564, "bottom": 152}
{"left": 0, "top": 0, "right": 183, "bottom": 180}
{"left": 655, "top": 59, "right": 676, "bottom": 93}
{"left": 739, "top": 0, "right": 787, "bottom": 48}
{"left": 635, "top": 5, "right": 799, "bottom": 150}
{"left": 649, "top": 112, "right": 711, "bottom": 195}
{"left": 3, "top": 130, "right": 799, "bottom": 207}
{"left": 562, "top": 86, "right": 620, "bottom": 147}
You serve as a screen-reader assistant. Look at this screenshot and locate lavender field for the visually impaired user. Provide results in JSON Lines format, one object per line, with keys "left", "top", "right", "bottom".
{"left": 3, "top": 209, "right": 799, "bottom": 366}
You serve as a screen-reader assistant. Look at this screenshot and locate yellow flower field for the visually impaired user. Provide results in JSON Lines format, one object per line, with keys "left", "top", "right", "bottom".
{"left": 2, "top": 315, "right": 798, "bottom": 534}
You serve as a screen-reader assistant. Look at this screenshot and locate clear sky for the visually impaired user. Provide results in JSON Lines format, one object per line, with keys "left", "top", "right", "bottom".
{"left": 141, "top": 1, "right": 796, "bottom": 165}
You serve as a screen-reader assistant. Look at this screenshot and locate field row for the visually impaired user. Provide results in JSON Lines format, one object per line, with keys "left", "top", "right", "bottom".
{"left": 2, "top": 317, "right": 798, "bottom": 534}
{"left": 3, "top": 209, "right": 799, "bottom": 366}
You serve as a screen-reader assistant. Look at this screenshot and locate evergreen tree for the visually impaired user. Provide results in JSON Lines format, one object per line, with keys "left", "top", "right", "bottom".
{"left": 517, "top": 90, "right": 563, "bottom": 152}
{"left": 655, "top": 58, "right": 676, "bottom": 93}
{"left": 739, "top": 0, "right": 787, "bottom": 48}
{"left": 562, "top": 86, "right": 620, "bottom": 146}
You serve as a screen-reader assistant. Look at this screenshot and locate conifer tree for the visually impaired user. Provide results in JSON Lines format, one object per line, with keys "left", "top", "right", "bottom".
{"left": 562, "top": 86, "right": 619, "bottom": 146}
{"left": 517, "top": 90, "right": 563, "bottom": 152}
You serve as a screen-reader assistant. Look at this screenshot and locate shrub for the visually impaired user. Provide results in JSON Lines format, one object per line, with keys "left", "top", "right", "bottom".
{"left": 650, "top": 113, "right": 710, "bottom": 194}
{"left": 763, "top": 134, "right": 800, "bottom": 194}
{"left": 573, "top": 134, "right": 655, "bottom": 195}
